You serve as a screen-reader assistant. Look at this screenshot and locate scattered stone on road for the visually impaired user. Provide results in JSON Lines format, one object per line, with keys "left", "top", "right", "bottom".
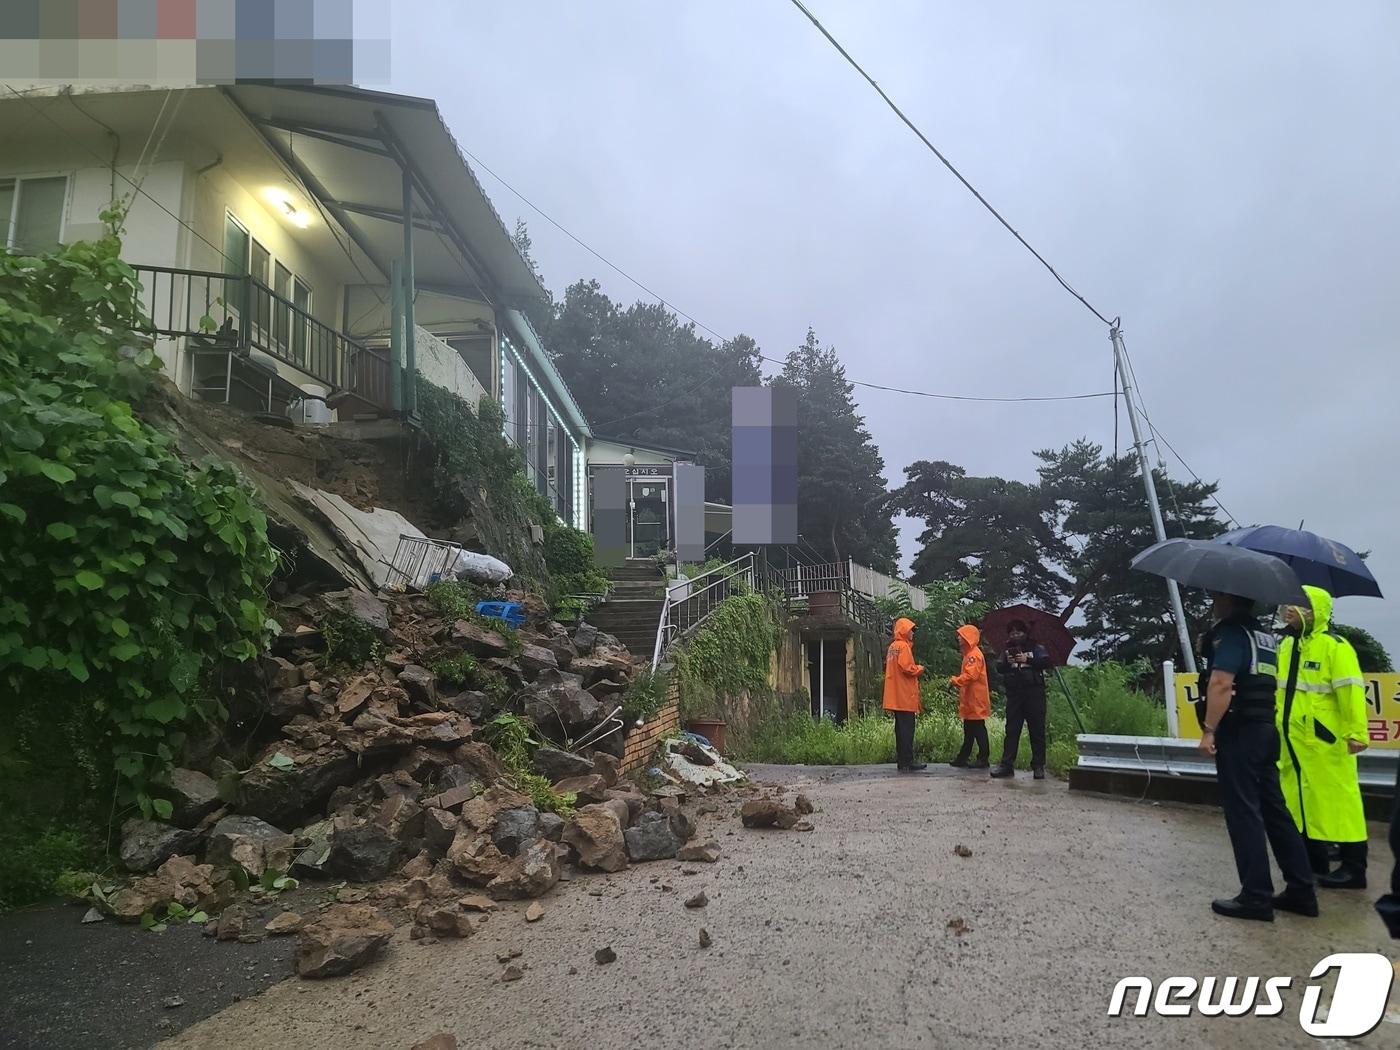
{"left": 953, "top": 844, "right": 973, "bottom": 858}
{"left": 677, "top": 841, "right": 721, "bottom": 863}
{"left": 458, "top": 894, "right": 496, "bottom": 913}
{"left": 684, "top": 891, "right": 708, "bottom": 910}
{"left": 594, "top": 946, "right": 616, "bottom": 965}
{"left": 264, "top": 912, "right": 304, "bottom": 936}
{"left": 501, "top": 965, "right": 525, "bottom": 983}
{"left": 698, "top": 928, "right": 713, "bottom": 949}
{"left": 296, "top": 904, "right": 393, "bottom": 979}
{"left": 740, "top": 799, "right": 801, "bottom": 830}
{"left": 947, "top": 917, "right": 973, "bottom": 937}
{"left": 411, "top": 1035, "right": 457, "bottom": 1050}
{"left": 794, "top": 794, "right": 814, "bottom": 815}
{"left": 161, "top": 996, "right": 185, "bottom": 1010}
{"left": 525, "top": 903, "right": 545, "bottom": 923}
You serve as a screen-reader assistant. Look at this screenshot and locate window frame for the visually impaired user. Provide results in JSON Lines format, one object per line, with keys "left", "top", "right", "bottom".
{"left": 0, "top": 172, "right": 72, "bottom": 252}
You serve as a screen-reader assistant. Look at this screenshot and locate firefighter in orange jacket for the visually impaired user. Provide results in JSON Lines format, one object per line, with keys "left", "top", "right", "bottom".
{"left": 949, "top": 624, "right": 991, "bottom": 768}
{"left": 883, "top": 617, "right": 926, "bottom": 772}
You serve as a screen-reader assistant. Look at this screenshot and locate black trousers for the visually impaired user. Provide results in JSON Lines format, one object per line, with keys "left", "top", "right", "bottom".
{"left": 955, "top": 719, "right": 989, "bottom": 763}
{"left": 1214, "top": 718, "right": 1315, "bottom": 904}
{"left": 1002, "top": 692, "right": 1047, "bottom": 769}
{"left": 1305, "top": 837, "right": 1368, "bottom": 875}
{"left": 893, "top": 711, "right": 915, "bottom": 768}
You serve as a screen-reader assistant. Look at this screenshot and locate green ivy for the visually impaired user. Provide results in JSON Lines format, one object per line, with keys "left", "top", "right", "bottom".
{"left": 620, "top": 665, "right": 670, "bottom": 724}
{"left": 0, "top": 229, "right": 277, "bottom": 823}
{"left": 675, "top": 592, "right": 782, "bottom": 719}
{"left": 484, "top": 713, "right": 575, "bottom": 817}
{"left": 430, "top": 652, "right": 478, "bottom": 687}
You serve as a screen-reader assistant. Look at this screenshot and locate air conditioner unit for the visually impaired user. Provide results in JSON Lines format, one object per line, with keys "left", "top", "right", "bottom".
{"left": 530, "top": 524, "right": 544, "bottom": 545}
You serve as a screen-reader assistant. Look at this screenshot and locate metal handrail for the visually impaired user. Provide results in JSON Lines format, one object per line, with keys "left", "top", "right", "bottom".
{"left": 651, "top": 553, "right": 756, "bottom": 670}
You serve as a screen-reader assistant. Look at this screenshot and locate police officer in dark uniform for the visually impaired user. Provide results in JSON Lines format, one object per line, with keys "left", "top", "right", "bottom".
{"left": 1198, "top": 591, "right": 1318, "bottom": 921}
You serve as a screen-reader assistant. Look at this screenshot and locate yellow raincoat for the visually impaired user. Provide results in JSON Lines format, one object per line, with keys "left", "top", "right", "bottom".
{"left": 1276, "top": 585, "right": 1368, "bottom": 843}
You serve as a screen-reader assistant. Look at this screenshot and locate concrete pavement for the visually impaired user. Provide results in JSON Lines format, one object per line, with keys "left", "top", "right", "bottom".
{"left": 161, "top": 763, "right": 1398, "bottom": 1050}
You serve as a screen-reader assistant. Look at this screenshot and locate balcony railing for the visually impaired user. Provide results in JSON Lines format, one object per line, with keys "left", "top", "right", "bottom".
{"left": 131, "top": 264, "right": 391, "bottom": 412}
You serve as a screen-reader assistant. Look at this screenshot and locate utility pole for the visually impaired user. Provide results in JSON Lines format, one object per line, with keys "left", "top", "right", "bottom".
{"left": 1111, "top": 322, "right": 1197, "bottom": 673}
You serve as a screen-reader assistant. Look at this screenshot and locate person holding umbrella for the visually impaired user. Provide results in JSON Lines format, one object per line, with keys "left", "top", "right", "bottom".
{"left": 991, "top": 618, "right": 1052, "bottom": 780}
{"left": 1276, "top": 586, "right": 1370, "bottom": 888}
{"left": 1132, "top": 539, "right": 1318, "bottom": 921}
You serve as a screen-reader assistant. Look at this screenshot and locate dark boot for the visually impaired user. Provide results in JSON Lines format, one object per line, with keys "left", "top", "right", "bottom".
{"left": 1316, "top": 866, "right": 1367, "bottom": 890}
{"left": 948, "top": 757, "right": 969, "bottom": 768}
{"left": 989, "top": 764, "right": 1014, "bottom": 779}
{"left": 1271, "top": 890, "right": 1320, "bottom": 917}
{"left": 1032, "top": 767, "right": 1046, "bottom": 780}
{"left": 1211, "top": 896, "right": 1274, "bottom": 922}
{"left": 969, "top": 758, "right": 990, "bottom": 769}
{"left": 898, "top": 762, "right": 928, "bottom": 773}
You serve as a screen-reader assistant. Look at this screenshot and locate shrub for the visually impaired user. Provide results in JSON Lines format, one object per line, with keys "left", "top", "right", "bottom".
{"left": 620, "top": 666, "right": 670, "bottom": 724}
{"left": 0, "top": 229, "right": 277, "bottom": 823}
{"left": 431, "top": 652, "right": 478, "bottom": 687}
{"left": 484, "top": 713, "right": 575, "bottom": 817}
{"left": 322, "top": 612, "right": 383, "bottom": 669}
{"left": 0, "top": 823, "right": 96, "bottom": 913}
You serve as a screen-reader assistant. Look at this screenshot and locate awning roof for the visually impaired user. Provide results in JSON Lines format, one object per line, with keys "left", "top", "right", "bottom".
{"left": 222, "top": 84, "right": 547, "bottom": 306}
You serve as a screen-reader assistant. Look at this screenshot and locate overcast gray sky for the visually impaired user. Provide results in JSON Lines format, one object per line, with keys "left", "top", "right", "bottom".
{"left": 385, "top": 0, "right": 1400, "bottom": 653}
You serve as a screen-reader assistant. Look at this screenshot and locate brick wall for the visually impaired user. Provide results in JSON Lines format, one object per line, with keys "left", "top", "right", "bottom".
{"left": 620, "top": 679, "right": 682, "bottom": 775}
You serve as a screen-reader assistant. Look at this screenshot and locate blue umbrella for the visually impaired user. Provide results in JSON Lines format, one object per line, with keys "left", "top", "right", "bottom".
{"left": 1213, "top": 525, "right": 1382, "bottom": 599}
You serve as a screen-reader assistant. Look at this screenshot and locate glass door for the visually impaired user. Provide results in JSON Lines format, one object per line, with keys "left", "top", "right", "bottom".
{"left": 628, "top": 479, "right": 669, "bottom": 559}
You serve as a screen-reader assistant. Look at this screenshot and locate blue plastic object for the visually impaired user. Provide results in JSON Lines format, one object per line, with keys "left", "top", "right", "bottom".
{"left": 475, "top": 600, "right": 525, "bottom": 629}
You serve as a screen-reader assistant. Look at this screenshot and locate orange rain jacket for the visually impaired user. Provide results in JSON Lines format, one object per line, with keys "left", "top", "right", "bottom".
{"left": 882, "top": 617, "right": 925, "bottom": 713}
{"left": 949, "top": 624, "right": 990, "bottom": 720}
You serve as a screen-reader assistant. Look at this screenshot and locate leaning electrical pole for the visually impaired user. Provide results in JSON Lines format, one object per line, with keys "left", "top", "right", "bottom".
{"left": 1111, "top": 322, "right": 1198, "bottom": 674}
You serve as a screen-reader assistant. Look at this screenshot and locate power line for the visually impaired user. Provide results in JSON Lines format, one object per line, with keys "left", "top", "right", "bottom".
{"left": 785, "top": 0, "right": 1113, "bottom": 328}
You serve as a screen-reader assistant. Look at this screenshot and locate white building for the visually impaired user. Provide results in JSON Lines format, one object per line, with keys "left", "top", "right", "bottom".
{"left": 0, "top": 83, "right": 590, "bottom": 528}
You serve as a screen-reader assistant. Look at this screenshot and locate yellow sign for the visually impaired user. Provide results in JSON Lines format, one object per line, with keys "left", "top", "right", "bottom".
{"left": 1171, "top": 672, "right": 1400, "bottom": 749}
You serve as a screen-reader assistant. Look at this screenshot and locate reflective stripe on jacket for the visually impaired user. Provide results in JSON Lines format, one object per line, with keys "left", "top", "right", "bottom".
{"left": 1276, "top": 585, "right": 1368, "bottom": 843}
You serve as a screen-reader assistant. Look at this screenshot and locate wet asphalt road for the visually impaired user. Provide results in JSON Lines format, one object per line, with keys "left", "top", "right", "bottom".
{"left": 147, "top": 763, "right": 1397, "bottom": 1050}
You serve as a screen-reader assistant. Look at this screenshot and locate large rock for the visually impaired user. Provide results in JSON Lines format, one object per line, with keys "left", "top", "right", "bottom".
{"left": 107, "top": 856, "right": 232, "bottom": 922}
{"left": 237, "top": 743, "right": 358, "bottom": 827}
{"left": 375, "top": 795, "right": 426, "bottom": 850}
{"left": 552, "top": 774, "right": 609, "bottom": 805}
{"left": 451, "top": 620, "right": 511, "bottom": 658}
{"left": 740, "top": 798, "right": 801, "bottom": 830}
{"left": 572, "top": 622, "right": 598, "bottom": 654}
{"left": 397, "top": 664, "right": 437, "bottom": 707}
{"left": 119, "top": 818, "right": 201, "bottom": 874}
{"left": 440, "top": 691, "right": 490, "bottom": 722}
{"left": 486, "top": 838, "right": 560, "bottom": 899}
{"left": 422, "top": 809, "right": 458, "bottom": 856}
{"left": 591, "top": 753, "right": 621, "bottom": 788}
{"left": 520, "top": 675, "right": 603, "bottom": 737}
{"left": 517, "top": 643, "right": 559, "bottom": 681}
{"left": 491, "top": 807, "right": 542, "bottom": 857}
{"left": 262, "top": 654, "right": 304, "bottom": 690}
{"left": 605, "top": 786, "right": 647, "bottom": 824}
{"left": 448, "top": 828, "right": 510, "bottom": 885}
{"left": 544, "top": 636, "right": 577, "bottom": 671}
{"left": 570, "top": 655, "right": 633, "bottom": 689}
{"left": 266, "top": 686, "right": 310, "bottom": 725}
{"left": 414, "top": 902, "right": 474, "bottom": 939}
{"left": 207, "top": 816, "right": 295, "bottom": 877}
{"left": 484, "top": 658, "right": 525, "bottom": 693}
{"left": 296, "top": 904, "right": 393, "bottom": 978}
{"left": 460, "top": 785, "right": 530, "bottom": 834}
{"left": 623, "top": 811, "right": 681, "bottom": 862}
{"left": 453, "top": 742, "right": 504, "bottom": 785}
{"left": 323, "top": 589, "right": 389, "bottom": 633}
{"left": 538, "top": 812, "right": 564, "bottom": 842}
{"left": 532, "top": 747, "right": 594, "bottom": 783}
{"left": 325, "top": 824, "right": 403, "bottom": 882}
{"left": 168, "top": 768, "right": 220, "bottom": 828}
{"left": 654, "top": 797, "right": 697, "bottom": 841}
{"left": 562, "top": 804, "right": 628, "bottom": 873}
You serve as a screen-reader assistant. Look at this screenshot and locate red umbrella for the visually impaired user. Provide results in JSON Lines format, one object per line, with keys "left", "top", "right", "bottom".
{"left": 979, "top": 604, "right": 1076, "bottom": 667}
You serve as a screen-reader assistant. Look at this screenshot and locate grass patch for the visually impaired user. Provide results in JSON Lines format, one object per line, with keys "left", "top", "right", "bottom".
{"left": 729, "top": 662, "right": 1165, "bottom": 780}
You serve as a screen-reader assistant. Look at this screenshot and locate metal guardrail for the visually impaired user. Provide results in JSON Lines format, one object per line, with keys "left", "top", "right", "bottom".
{"left": 131, "top": 263, "right": 389, "bottom": 412}
{"left": 1076, "top": 734, "right": 1400, "bottom": 790}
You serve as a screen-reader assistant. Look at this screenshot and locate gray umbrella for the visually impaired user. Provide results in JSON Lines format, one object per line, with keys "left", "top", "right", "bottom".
{"left": 1131, "top": 538, "right": 1308, "bottom": 607}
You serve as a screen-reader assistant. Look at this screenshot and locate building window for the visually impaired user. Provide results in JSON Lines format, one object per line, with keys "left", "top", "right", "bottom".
{"left": 224, "top": 212, "right": 250, "bottom": 275}
{"left": 500, "top": 351, "right": 516, "bottom": 441}
{"left": 0, "top": 175, "right": 68, "bottom": 253}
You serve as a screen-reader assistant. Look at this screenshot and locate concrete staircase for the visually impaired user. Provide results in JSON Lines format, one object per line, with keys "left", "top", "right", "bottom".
{"left": 588, "top": 562, "right": 666, "bottom": 658}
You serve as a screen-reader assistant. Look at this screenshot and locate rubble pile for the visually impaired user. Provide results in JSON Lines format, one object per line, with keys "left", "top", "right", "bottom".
{"left": 96, "top": 584, "right": 738, "bottom": 979}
